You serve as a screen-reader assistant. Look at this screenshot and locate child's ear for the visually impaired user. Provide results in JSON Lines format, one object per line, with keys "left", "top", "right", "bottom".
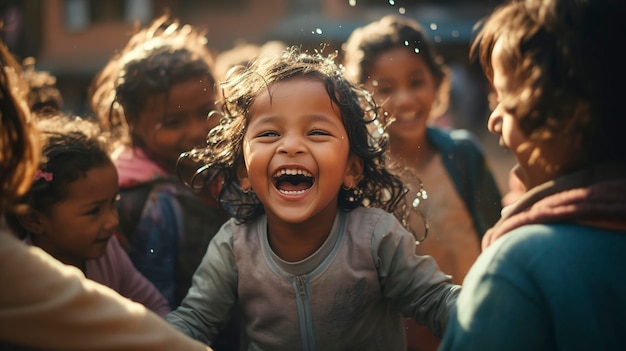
{"left": 17, "top": 209, "right": 45, "bottom": 235}
{"left": 343, "top": 154, "right": 364, "bottom": 189}
{"left": 236, "top": 162, "right": 252, "bottom": 192}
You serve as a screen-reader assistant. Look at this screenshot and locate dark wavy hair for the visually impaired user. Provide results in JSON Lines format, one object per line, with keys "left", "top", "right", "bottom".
{"left": 88, "top": 14, "right": 216, "bottom": 149}
{"left": 180, "top": 47, "right": 406, "bottom": 224}
{"left": 471, "top": 0, "right": 626, "bottom": 165}
{"left": 4, "top": 115, "right": 113, "bottom": 238}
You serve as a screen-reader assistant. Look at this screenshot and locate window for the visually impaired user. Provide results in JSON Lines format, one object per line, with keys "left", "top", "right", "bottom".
{"left": 65, "top": 0, "right": 152, "bottom": 31}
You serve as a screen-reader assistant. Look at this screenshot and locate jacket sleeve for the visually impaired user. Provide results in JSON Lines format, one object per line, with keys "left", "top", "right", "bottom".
{"left": 372, "top": 212, "right": 461, "bottom": 338}
{"left": 0, "top": 230, "right": 211, "bottom": 351}
{"left": 166, "top": 220, "right": 238, "bottom": 345}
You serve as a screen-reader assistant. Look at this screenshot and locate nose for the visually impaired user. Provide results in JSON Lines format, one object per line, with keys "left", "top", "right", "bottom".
{"left": 392, "top": 88, "right": 414, "bottom": 110}
{"left": 277, "top": 133, "right": 305, "bottom": 156}
{"left": 188, "top": 116, "right": 212, "bottom": 145}
{"left": 487, "top": 108, "right": 503, "bottom": 136}
{"left": 105, "top": 206, "right": 120, "bottom": 231}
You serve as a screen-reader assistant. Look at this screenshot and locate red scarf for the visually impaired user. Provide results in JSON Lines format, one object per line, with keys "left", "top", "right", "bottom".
{"left": 482, "top": 166, "right": 626, "bottom": 250}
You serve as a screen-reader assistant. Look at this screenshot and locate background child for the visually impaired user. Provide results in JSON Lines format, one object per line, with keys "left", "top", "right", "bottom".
{"left": 21, "top": 56, "right": 64, "bottom": 116}
{"left": 4, "top": 114, "right": 170, "bottom": 317}
{"left": 166, "top": 47, "right": 460, "bottom": 350}
{"left": 0, "top": 36, "right": 211, "bottom": 351}
{"left": 89, "top": 14, "right": 240, "bottom": 349}
{"left": 342, "top": 15, "right": 502, "bottom": 351}
{"left": 89, "top": 14, "right": 227, "bottom": 305}
{"left": 441, "top": 0, "right": 626, "bottom": 349}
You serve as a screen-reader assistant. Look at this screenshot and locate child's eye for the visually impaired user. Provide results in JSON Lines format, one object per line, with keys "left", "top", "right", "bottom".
{"left": 309, "top": 129, "right": 330, "bottom": 136}
{"left": 409, "top": 79, "right": 425, "bottom": 88}
{"left": 85, "top": 207, "right": 101, "bottom": 216}
{"left": 377, "top": 86, "right": 393, "bottom": 95}
{"left": 258, "top": 131, "right": 279, "bottom": 138}
{"left": 488, "top": 92, "right": 498, "bottom": 111}
{"left": 160, "top": 119, "right": 183, "bottom": 128}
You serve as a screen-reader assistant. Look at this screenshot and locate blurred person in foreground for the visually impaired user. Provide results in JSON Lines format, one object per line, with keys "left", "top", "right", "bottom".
{"left": 440, "top": 0, "right": 626, "bottom": 349}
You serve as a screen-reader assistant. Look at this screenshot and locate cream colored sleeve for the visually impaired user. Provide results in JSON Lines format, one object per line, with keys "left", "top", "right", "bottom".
{"left": 0, "top": 230, "right": 212, "bottom": 351}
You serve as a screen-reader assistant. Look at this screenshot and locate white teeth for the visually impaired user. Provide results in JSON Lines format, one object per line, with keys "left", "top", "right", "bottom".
{"left": 273, "top": 168, "right": 313, "bottom": 177}
{"left": 278, "top": 189, "right": 307, "bottom": 195}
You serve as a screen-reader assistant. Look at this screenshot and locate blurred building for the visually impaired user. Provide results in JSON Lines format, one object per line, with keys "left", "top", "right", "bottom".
{"left": 0, "top": 0, "right": 503, "bottom": 131}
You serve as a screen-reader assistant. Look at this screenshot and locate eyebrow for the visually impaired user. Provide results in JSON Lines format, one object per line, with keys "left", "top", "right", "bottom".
{"left": 81, "top": 194, "right": 117, "bottom": 208}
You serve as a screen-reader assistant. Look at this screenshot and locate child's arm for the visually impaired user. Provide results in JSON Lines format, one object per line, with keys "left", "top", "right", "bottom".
{"left": 372, "top": 212, "right": 461, "bottom": 338}
{"left": 167, "top": 220, "right": 238, "bottom": 345}
{"left": 0, "top": 230, "right": 211, "bottom": 351}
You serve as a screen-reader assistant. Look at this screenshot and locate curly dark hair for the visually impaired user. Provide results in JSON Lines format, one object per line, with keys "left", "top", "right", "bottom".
{"left": 4, "top": 115, "right": 113, "bottom": 238}
{"left": 88, "top": 14, "right": 216, "bottom": 149}
{"left": 180, "top": 47, "right": 406, "bottom": 223}
{"left": 471, "top": 0, "right": 626, "bottom": 165}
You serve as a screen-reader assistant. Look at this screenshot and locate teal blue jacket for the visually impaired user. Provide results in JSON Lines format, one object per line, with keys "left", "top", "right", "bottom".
{"left": 427, "top": 127, "right": 502, "bottom": 239}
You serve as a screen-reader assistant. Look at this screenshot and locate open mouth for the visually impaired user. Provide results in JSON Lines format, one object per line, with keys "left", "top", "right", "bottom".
{"left": 273, "top": 168, "right": 314, "bottom": 195}
{"left": 94, "top": 235, "right": 112, "bottom": 243}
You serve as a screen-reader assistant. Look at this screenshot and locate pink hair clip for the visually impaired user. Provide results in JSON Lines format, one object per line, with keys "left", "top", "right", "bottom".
{"left": 34, "top": 169, "right": 53, "bottom": 182}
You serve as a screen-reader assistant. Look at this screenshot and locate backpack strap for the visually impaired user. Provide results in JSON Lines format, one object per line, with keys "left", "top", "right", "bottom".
{"left": 116, "top": 179, "right": 173, "bottom": 251}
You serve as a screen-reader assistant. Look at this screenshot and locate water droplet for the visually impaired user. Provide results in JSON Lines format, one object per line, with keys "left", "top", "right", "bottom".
{"left": 414, "top": 48, "right": 420, "bottom": 54}
{"left": 412, "top": 197, "right": 421, "bottom": 208}
{"left": 349, "top": 0, "right": 357, "bottom": 6}
{"left": 430, "top": 23, "right": 438, "bottom": 31}
{"left": 398, "top": 7, "right": 406, "bottom": 14}
{"left": 389, "top": 0, "right": 395, "bottom": 5}
{"left": 404, "top": 40, "right": 409, "bottom": 46}
{"left": 315, "top": 28, "right": 323, "bottom": 35}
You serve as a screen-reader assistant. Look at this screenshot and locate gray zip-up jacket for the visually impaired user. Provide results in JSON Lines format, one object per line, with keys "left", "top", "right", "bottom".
{"left": 167, "top": 207, "right": 460, "bottom": 351}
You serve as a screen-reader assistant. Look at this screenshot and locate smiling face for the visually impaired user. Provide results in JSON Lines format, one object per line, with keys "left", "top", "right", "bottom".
{"left": 32, "top": 162, "right": 120, "bottom": 267}
{"left": 488, "top": 39, "right": 582, "bottom": 190}
{"left": 366, "top": 47, "right": 439, "bottom": 145}
{"left": 240, "top": 77, "right": 361, "bottom": 227}
{"left": 133, "top": 77, "right": 218, "bottom": 170}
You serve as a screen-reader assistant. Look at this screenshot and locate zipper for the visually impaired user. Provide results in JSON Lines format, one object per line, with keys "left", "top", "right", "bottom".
{"left": 294, "top": 275, "right": 316, "bottom": 351}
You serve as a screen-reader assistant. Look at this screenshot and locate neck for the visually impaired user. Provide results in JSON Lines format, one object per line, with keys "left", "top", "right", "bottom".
{"left": 387, "top": 137, "right": 434, "bottom": 171}
{"left": 265, "top": 210, "right": 336, "bottom": 263}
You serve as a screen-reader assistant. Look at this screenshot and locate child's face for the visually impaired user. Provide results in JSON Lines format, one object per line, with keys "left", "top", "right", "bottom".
{"left": 241, "top": 77, "right": 360, "bottom": 225}
{"left": 134, "top": 77, "right": 218, "bottom": 168}
{"left": 35, "top": 162, "right": 120, "bottom": 265}
{"left": 365, "top": 47, "right": 439, "bottom": 144}
{"left": 488, "top": 39, "right": 578, "bottom": 190}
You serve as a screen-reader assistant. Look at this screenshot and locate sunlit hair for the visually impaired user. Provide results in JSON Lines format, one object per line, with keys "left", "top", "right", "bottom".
{"left": 180, "top": 47, "right": 406, "bottom": 223}
{"left": 342, "top": 14, "right": 450, "bottom": 119}
{"left": 22, "top": 57, "right": 64, "bottom": 115}
{"left": 88, "top": 13, "right": 216, "bottom": 149}
{"left": 4, "top": 115, "right": 113, "bottom": 238}
{"left": 471, "top": 0, "right": 626, "bottom": 164}
{"left": 0, "top": 42, "right": 40, "bottom": 213}
{"left": 214, "top": 40, "right": 287, "bottom": 83}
